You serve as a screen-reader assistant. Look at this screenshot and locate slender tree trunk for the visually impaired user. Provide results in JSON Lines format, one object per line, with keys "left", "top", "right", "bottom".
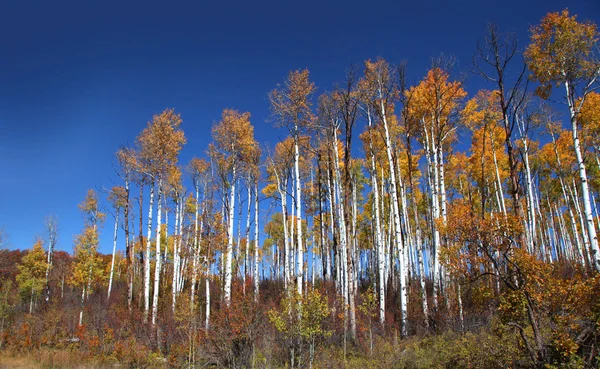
{"left": 108, "top": 210, "right": 119, "bottom": 301}
{"left": 224, "top": 167, "right": 236, "bottom": 306}
{"left": 438, "top": 140, "right": 449, "bottom": 300}
{"left": 397, "top": 157, "right": 410, "bottom": 335}
{"left": 124, "top": 178, "right": 132, "bottom": 311}
{"left": 457, "top": 282, "right": 464, "bottom": 331}
{"left": 567, "top": 80, "right": 600, "bottom": 269}
{"left": 245, "top": 185, "right": 252, "bottom": 289}
{"left": 522, "top": 138, "right": 537, "bottom": 253}
{"left": 491, "top": 132, "right": 507, "bottom": 216}
{"left": 191, "top": 184, "right": 201, "bottom": 309}
{"left": 172, "top": 197, "right": 181, "bottom": 312}
{"left": 290, "top": 194, "right": 296, "bottom": 281}
{"left": 29, "top": 288, "right": 34, "bottom": 314}
{"left": 79, "top": 286, "right": 85, "bottom": 326}
{"left": 369, "top": 140, "right": 386, "bottom": 325}
{"left": 317, "top": 161, "right": 329, "bottom": 281}
{"left": 424, "top": 124, "right": 441, "bottom": 314}
{"left": 415, "top": 203, "right": 429, "bottom": 328}
{"left": 205, "top": 257, "right": 211, "bottom": 330}
{"left": 553, "top": 133, "right": 585, "bottom": 263}
{"left": 152, "top": 178, "right": 163, "bottom": 326}
{"left": 294, "top": 137, "right": 304, "bottom": 296}
{"left": 349, "top": 181, "right": 358, "bottom": 340}
{"left": 571, "top": 180, "right": 591, "bottom": 267}
{"left": 144, "top": 182, "right": 154, "bottom": 323}
{"left": 366, "top": 108, "right": 388, "bottom": 326}
{"left": 163, "top": 200, "right": 169, "bottom": 276}
{"left": 44, "top": 222, "right": 56, "bottom": 303}
{"left": 254, "top": 182, "right": 260, "bottom": 300}
{"left": 281, "top": 181, "right": 290, "bottom": 289}
{"left": 137, "top": 185, "right": 144, "bottom": 307}
{"left": 326, "top": 165, "right": 338, "bottom": 293}
{"left": 379, "top": 98, "right": 407, "bottom": 336}
{"left": 332, "top": 129, "right": 354, "bottom": 339}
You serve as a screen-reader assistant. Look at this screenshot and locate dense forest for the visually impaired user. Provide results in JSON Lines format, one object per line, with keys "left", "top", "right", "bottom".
{"left": 2, "top": 9, "right": 600, "bottom": 369}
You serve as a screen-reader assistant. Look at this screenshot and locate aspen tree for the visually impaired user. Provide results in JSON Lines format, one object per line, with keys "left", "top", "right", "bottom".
{"left": 407, "top": 64, "right": 466, "bottom": 315}
{"left": 265, "top": 138, "right": 296, "bottom": 289}
{"left": 137, "top": 109, "right": 186, "bottom": 324}
{"left": 362, "top": 59, "right": 409, "bottom": 335}
{"left": 188, "top": 157, "right": 209, "bottom": 310}
{"left": 17, "top": 239, "right": 48, "bottom": 314}
{"left": 474, "top": 25, "right": 528, "bottom": 216}
{"left": 358, "top": 101, "right": 387, "bottom": 325}
{"left": 116, "top": 147, "right": 135, "bottom": 310}
{"left": 212, "top": 109, "right": 257, "bottom": 306}
{"left": 270, "top": 70, "right": 316, "bottom": 296}
{"left": 247, "top": 147, "right": 261, "bottom": 300}
{"left": 526, "top": 10, "right": 600, "bottom": 267}
{"left": 73, "top": 189, "right": 106, "bottom": 325}
{"left": 43, "top": 215, "right": 58, "bottom": 302}
{"left": 166, "top": 165, "right": 184, "bottom": 311}
{"left": 107, "top": 186, "right": 126, "bottom": 301}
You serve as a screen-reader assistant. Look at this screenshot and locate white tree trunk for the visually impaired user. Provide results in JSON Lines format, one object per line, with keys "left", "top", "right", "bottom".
{"left": 415, "top": 204, "right": 429, "bottom": 327}
{"left": 567, "top": 80, "right": 600, "bottom": 268}
{"left": 245, "top": 185, "right": 252, "bottom": 288}
{"left": 144, "top": 182, "right": 155, "bottom": 323}
{"left": 332, "top": 129, "right": 354, "bottom": 339}
{"left": 397, "top": 160, "right": 410, "bottom": 336}
{"left": 424, "top": 124, "right": 441, "bottom": 312}
{"left": 152, "top": 179, "right": 163, "bottom": 325}
{"left": 280, "top": 182, "right": 290, "bottom": 289}
{"left": 108, "top": 210, "right": 119, "bottom": 301}
{"left": 191, "top": 184, "right": 201, "bottom": 309}
{"left": 553, "top": 134, "right": 585, "bottom": 263}
{"left": 522, "top": 139, "right": 537, "bottom": 253}
{"left": 44, "top": 219, "right": 57, "bottom": 303}
{"left": 290, "top": 185, "right": 296, "bottom": 280}
{"left": 224, "top": 167, "right": 236, "bottom": 306}
{"left": 571, "top": 181, "right": 591, "bottom": 266}
{"left": 438, "top": 145, "right": 448, "bottom": 223}
{"left": 350, "top": 180, "right": 358, "bottom": 339}
{"left": 172, "top": 197, "right": 181, "bottom": 312}
{"left": 254, "top": 183, "right": 260, "bottom": 300}
{"left": 294, "top": 138, "right": 304, "bottom": 296}
{"left": 325, "top": 166, "right": 337, "bottom": 292}
{"left": 79, "top": 286, "right": 85, "bottom": 326}
{"left": 332, "top": 132, "right": 348, "bottom": 298}
{"left": 438, "top": 142, "right": 449, "bottom": 298}
{"left": 205, "top": 272, "right": 211, "bottom": 330}
{"left": 370, "top": 154, "right": 385, "bottom": 325}
{"left": 379, "top": 98, "right": 407, "bottom": 337}
{"left": 491, "top": 132, "right": 507, "bottom": 216}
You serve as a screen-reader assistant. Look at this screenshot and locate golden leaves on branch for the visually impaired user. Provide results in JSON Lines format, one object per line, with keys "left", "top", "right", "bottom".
{"left": 269, "top": 69, "right": 317, "bottom": 135}
{"left": 16, "top": 239, "right": 48, "bottom": 304}
{"left": 525, "top": 9, "right": 599, "bottom": 97}
{"left": 136, "top": 109, "right": 186, "bottom": 179}
{"left": 211, "top": 109, "right": 258, "bottom": 182}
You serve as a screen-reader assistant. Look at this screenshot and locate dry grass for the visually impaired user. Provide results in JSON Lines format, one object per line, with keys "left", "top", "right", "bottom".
{"left": 0, "top": 351, "right": 113, "bottom": 369}
{"left": 0, "top": 356, "right": 38, "bottom": 369}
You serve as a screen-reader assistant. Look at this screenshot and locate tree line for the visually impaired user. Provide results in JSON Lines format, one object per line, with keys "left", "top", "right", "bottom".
{"left": 2, "top": 9, "right": 600, "bottom": 368}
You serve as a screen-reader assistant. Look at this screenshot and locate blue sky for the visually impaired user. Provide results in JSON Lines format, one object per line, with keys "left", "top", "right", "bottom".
{"left": 1, "top": 0, "right": 597, "bottom": 254}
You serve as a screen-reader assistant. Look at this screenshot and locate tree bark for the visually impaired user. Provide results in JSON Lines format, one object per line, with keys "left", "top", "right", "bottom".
{"left": 294, "top": 137, "right": 304, "bottom": 296}
{"left": 144, "top": 182, "right": 154, "bottom": 323}
{"left": 108, "top": 210, "right": 119, "bottom": 301}
{"left": 152, "top": 178, "right": 163, "bottom": 326}
{"left": 224, "top": 166, "right": 236, "bottom": 306}
{"left": 566, "top": 80, "right": 600, "bottom": 269}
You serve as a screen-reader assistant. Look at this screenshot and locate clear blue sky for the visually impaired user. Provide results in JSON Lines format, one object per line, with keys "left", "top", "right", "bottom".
{"left": 1, "top": 0, "right": 597, "bottom": 254}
